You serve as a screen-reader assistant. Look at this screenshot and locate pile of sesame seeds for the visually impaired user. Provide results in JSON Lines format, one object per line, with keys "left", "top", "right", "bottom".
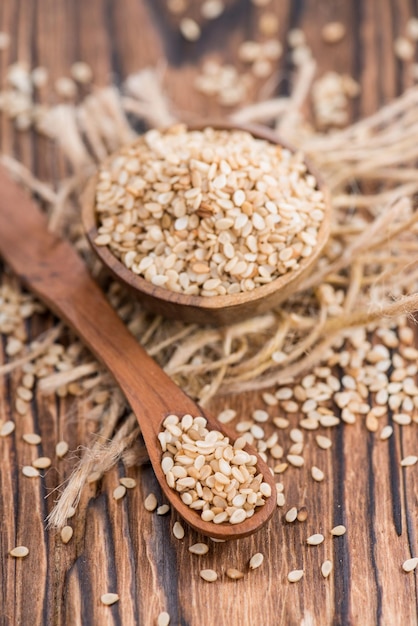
{"left": 94, "top": 125, "right": 326, "bottom": 296}
{"left": 158, "top": 414, "right": 271, "bottom": 524}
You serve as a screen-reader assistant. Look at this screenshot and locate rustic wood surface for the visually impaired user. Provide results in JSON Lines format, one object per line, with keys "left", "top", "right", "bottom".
{"left": 1, "top": 1, "right": 417, "bottom": 625}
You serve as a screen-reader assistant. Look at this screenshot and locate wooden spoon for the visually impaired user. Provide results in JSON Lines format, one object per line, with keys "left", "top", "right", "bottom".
{"left": 0, "top": 166, "right": 276, "bottom": 540}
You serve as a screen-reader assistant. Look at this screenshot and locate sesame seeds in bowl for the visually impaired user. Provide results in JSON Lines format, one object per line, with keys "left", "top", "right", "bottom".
{"left": 82, "top": 123, "right": 331, "bottom": 325}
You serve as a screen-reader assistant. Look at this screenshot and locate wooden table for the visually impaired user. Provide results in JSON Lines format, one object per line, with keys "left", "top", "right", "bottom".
{"left": 1, "top": 1, "right": 417, "bottom": 624}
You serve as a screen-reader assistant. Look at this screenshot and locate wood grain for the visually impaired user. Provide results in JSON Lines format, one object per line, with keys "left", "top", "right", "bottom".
{"left": 0, "top": 0, "right": 417, "bottom": 624}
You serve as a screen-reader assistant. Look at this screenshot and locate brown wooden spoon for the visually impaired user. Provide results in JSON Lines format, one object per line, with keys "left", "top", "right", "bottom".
{"left": 0, "top": 166, "right": 276, "bottom": 540}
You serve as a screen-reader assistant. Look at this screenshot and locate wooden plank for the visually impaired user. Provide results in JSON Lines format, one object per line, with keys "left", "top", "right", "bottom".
{"left": 0, "top": 0, "right": 417, "bottom": 624}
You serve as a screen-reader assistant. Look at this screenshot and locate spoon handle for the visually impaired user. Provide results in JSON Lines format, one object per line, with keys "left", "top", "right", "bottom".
{"left": 0, "top": 167, "right": 197, "bottom": 447}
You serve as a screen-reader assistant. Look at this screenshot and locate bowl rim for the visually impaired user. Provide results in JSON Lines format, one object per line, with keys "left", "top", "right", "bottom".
{"left": 82, "top": 122, "right": 331, "bottom": 312}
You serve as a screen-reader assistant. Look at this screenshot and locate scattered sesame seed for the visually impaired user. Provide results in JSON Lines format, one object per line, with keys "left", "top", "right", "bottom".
{"left": 287, "top": 569, "right": 304, "bottom": 583}
{"left": 287, "top": 454, "right": 305, "bottom": 467}
{"left": 189, "top": 543, "right": 209, "bottom": 555}
{"left": 315, "top": 435, "right": 332, "bottom": 450}
{"left": 285, "top": 507, "right": 298, "bottom": 523}
{"left": 400, "top": 455, "right": 418, "bottom": 467}
{"left": 331, "top": 525, "right": 346, "bottom": 536}
{"left": 311, "top": 466, "right": 325, "bottom": 482}
{"left": 0, "top": 421, "right": 15, "bottom": 437}
{"left": 144, "top": 493, "right": 158, "bottom": 511}
{"left": 71, "top": 61, "right": 93, "bottom": 84}
{"left": 157, "top": 504, "right": 170, "bottom": 515}
{"left": 55, "top": 77, "right": 77, "bottom": 98}
{"left": 100, "top": 593, "right": 119, "bottom": 606}
{"left": 173, "top": 521, "right": 185, "bottom": 539}
{"left": 297, "top": 507, "right": 308, "bottom": 522}
{"left": 307, "top": 533, "right": 324, "bottom": 546}
{"left": 394, "top": 37, "right": 415, "bottom": 61}
{"left": 22, "top": 466, "right": 40, "bottom": 478}
{"left": 379, "top": 425, "right": 393, "bottom": 440}
{"left": 157, "top": 611, "right": 171, "bottom": 626}
{"left": 402, "top": 557, "right": 418, "bottom": 573}
{"left": 199, "top": 569, "right": 218, "bottom": 582}
{"left": 179, "top": 18, "right": 201, "bottom": 41}
{"left": 113, "top": 485, "right": 127, "bottom": 500}
{"left": 56, "top": 440, "right": 69, "bottom": 458}
{"left": 226, "top": 568, "right": 245, "bottom": 580}
{"left": 321, "top": 22, "right": 346, "bottom": 44}
{"left": 32, "top": 456, "right": 52, "bottom": 469}
{"left": 9, "top": 546, "right": 29, "bottom": 558}
{"left": 321, "top": 560, "right": 333, "bottom": 578}
{"left": 249, "top": 552, "right": 264, "bottom": 569}
{"left": 119, "top": 477, "right": 137, "bottom": 489}
{"left": 60, "top": 525, "right": 73, "bottom": 544}
{"left": 201, "top": 0, "right": 224, "bottom": 19}
{"left": 22, "top": 433, "right": 41, "bottom": 445}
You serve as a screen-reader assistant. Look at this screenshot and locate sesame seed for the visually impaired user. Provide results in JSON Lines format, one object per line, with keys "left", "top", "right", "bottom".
{"left": 60, "top": 525, "right": 73, "bottom": 544}
{"left": 100, "top": 593, "right": 119, "bottom": 606}
{"left": 321, "top": 22, "right": 346, "bottom": 44}
{"left": 315, "top": 435, "right": 332, "bottom": 450}
{"left": 173, "top": 521, "right": 185, "bottom": 539}
{"left": 402, "top": 557, "right": 418, "bottom": 573}
{"left": 297, "top": 507, "right": 308, "bottom": 522}
{"left": 32, "top": 456, "right": 52, "bottom": 469}
{"left": 56, "top": 440, "right": 69, "bottom": 458}
{"left": 119, "top": 477, "right": 137, "bottom": 489}
{"left": 331, "top": 525, "right": 346, "bottom": 536}
{"left": 311, "top": 466, "right": 325, "bottom": 482}
{"left": 9, "top": 546, "right": 29, "bottom": 558}
{"left": 157, "top": 504, "right": 170, "bottom": 515}
{"left": 285, "top": 507, "right": 298, "bottom": 523}
{"left": 144, "top": 493, "right": 158, "bottom": 511}
{"left": 321, "top": 560, "right": 333, "bottom": 578}
{"left": 307, "top": 533, "right": 324, "bottom": 546}
{"left": 394, "top": 37, "right": 414, "bottom": 61}
{"left": 199, "top": 569, "right": 218, "bottom": 582}
{"left": 22, "top": 433, "right": 41, "bottom": 445}
{"left": 179, "top": 18, "right": 201, "bottom": 41}
{"left": 0, "top": 421, "right": 15, "bottom": 437}
{"left": 113, "top": 485, "right": 127, "bottom": 500}
{"left": 287, "top": 569, "right": 304, "bottom": 583}
{"left": 226, "top": 568, "right": 244, "bottom": 580}
{"left": 287, "top": 454, "right": 305, "bottom": 467}
{"left": 22, "top": 466, "right": 40, "bottom": 478}
{"left": 249, "top": 552, "right": 264, "bottom": 569}
{"left": 157, "top": 612, "right": 171, "bottom": 626}
{"left": 400, "top": 456, "right": 418, "bottom": 467}
{"left": 380, "top": 425, "right": 393, "bottom": 440}
{"left": 189, "top": 543, "right": 209, "bottom": 555}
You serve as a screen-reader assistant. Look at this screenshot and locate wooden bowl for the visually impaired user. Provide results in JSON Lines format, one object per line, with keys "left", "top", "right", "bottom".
{"left": 82, "top": 123, "right": 331, "bottom": 326}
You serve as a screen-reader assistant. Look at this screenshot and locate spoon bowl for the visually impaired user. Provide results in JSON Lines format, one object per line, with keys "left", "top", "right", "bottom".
{"left": 0, "top": 166, "right": 276, "bottom": 540}
{"left": 82, "top": 123, "right": 331, "bottom": 325}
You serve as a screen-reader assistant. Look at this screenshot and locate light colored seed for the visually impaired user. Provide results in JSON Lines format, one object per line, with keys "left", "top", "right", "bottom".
{"left": 402, "top": 557, "right": 418, "bottom": 572}
{"left": 144, "top": 493, "right": 158, "bottom": 511}
{"left": 119, "top": 477, "right": 137, "bottom": 489}
{"left": 276, "top": 492, "right": 285, "bottom": 507}
{"left": 285, "top": 507, "right": 298, "bottom": 523}
{"left": 393, "top": 413, "right": 412, "bottom": 426}
{"left": 9, "top": 546, "right": 29, "bottom": 558}
{"left": 249, "top": 552, "right": 264, "bottom": 569}
{"left": 189, "top": 543, "right": 209, "bottom": 555}
{"left": 0, "top": 421, "right": 15, "bottom": 437}
{"left": 157, "top": 504, "right": 170, "bottom": 515}
{"left": 15, "top": 398, "right": 29, "bottom": 415}
{"left": 71, "top": 61, "right": 93, "bottom": 84}
{"left": 394, "top": 37, "right": 414, "bottom": 61}
{"left": 331, "top": 525, "right": 346, "bottom": 536}
{"left": 311, "top": 466, "right": 324, "bottom": 482}
{"left": 201, "top": 0, "right": 224, "bottom": 19}
{"left": 321, "top": 560, "right": 333, "bottom": 578}
{"left": 287, "top": 569, "right": 304, "bottom": 583}
{"left": 56, "top": 440, "right": 69, "bottom": 458}
{"left": 307, "top": 533, "right": 324, "bottom": 546}
{"left": 6, "top": 337, "right": 23, "bottom": 356}
{"left": 179, "top": 17, "right": 201, "bottom": 41}
{"left": 287, "top": 455, "right": 304, "bottom": 467}
{"left": 60, "top": 525, "right": 73, "bottom": 544}
{"left": 173, "top": 521, "right": 185, "bottom": 539}
{"left": 22, "top": 433, "right": 41, "bottom": 445}
{"left": 226, "top": 568, "right": 244, "bottom": 580}
{"left": 316, "top": 435, "right": 332, "bottom": 450}
{"left": 22, "top": 466, "right": 40, "bottom": 478}
{"left": 199, "top": 569, "right": 217, "bottom": 582}
{"left": 113, "top": 485, "right": 127, "bottom": 500}
{"left": 380, "top": 425, "right": 393, "bottom": 440}
{"left": 217, "top": 409, "right": 236, "bottom": 424}
{"left": 400, "top": 456, "right": 418, "bottom": 467}
{"left": 33, "top": 456, "right": 52, "bottom": 469}
{"left": 157, "top": 611, "right": 171, "bottom": 626}
{"left": 100, "top": 593, "right": 119, "bottom": 606}
{"left": 55, "top": 76, "right": 77, "bottom": 98}
{"left": 321, "top": 22, "right": 346, "bottom": 44}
